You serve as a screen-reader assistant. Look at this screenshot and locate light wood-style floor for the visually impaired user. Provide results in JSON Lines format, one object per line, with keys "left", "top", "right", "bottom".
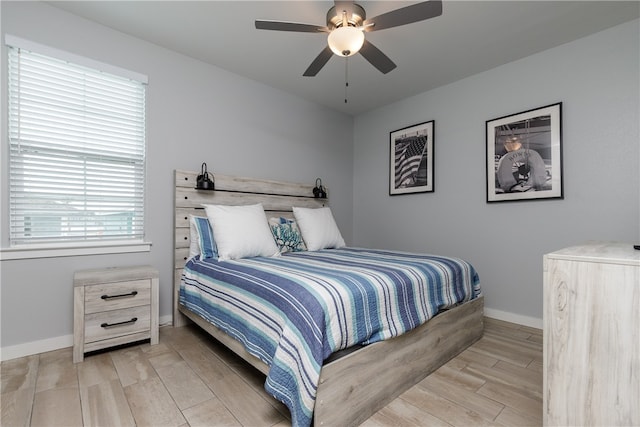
{"left": 1, "top": 317, "right": 542, "bottom": 426}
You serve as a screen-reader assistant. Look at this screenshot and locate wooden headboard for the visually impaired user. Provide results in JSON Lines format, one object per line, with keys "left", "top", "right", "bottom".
{"left": 173, "top": 169, "right": 327, "bottom": 325}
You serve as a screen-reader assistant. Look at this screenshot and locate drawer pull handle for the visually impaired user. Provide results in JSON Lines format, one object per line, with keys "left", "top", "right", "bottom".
{"left": 101, "top": 317, "right": 138, "bottom": 328}
{"left": 101, "top": 291, "right": 138, "bottom": 300}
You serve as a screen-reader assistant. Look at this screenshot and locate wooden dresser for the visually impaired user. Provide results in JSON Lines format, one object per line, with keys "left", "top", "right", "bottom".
{"left": 543, "top": 241, "right": 639, "bottom": 426}
{"left": 73, "top": 265, "right": 159, "bottom": 363}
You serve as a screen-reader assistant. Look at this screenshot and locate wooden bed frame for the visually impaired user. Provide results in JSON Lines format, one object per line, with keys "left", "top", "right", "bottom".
{"left": 173, "top": 169, "right": 484, "bottom": 426}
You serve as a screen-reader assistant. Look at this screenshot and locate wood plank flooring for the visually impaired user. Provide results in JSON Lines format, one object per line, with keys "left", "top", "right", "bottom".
{"left": 1, "top": 317, "right": 542, "bottom": 426}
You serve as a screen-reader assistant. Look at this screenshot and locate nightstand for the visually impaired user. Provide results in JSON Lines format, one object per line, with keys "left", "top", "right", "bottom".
{"left": 73, "top": 265, "right": 159, "bottom": 363}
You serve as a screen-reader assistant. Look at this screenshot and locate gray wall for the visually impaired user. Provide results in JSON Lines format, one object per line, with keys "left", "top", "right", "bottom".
{"left": 352, "top": 19, "right": 640, "bottom": 324}
{"left": 0, "top": 1, "right": 353, "bottom": 349}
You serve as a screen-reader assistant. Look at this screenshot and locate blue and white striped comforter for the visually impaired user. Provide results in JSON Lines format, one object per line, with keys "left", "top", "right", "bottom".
{"left": 180, "top": 247, "right": 481, "bottom": 427}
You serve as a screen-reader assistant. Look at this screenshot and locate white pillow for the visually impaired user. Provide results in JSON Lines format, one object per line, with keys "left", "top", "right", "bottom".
{"left": 292, "top": 207, "right": 345, "bottom": 251}
{"left": 189, "top": 216, "right": 202, "bottom": 258}
{"left": 203, "top": 203, "right": 279, "bottom": 261}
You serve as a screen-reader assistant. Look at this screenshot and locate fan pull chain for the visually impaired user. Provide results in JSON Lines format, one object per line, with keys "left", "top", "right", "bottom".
{"left": 344, "top": 57, "right": 349, "bottom": 103}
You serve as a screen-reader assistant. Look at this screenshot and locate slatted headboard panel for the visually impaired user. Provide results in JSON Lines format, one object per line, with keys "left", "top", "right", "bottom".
{"left": 173, "top": 169, "right": 327, "bottom": 325}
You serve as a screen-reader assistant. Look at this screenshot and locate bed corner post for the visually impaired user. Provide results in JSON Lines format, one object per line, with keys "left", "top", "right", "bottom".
{"left": 173, "top": 270, "right": 188, "bottom": 327}
{"left": 173, "top": 169, "right": 190, "bottom": 327}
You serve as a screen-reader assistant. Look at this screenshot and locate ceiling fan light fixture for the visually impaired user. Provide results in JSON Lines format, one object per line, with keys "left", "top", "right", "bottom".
{"left": 327, "top": 26, "right": 364, "bottom": 57}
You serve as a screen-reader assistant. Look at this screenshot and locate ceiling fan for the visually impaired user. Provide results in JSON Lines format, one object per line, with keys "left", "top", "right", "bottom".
{"left": 255, "top": 1, "right": 443, "bottom": 77}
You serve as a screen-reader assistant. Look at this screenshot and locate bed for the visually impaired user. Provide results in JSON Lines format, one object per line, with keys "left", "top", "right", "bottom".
{"left": 173, "top": 169, "right": 484, "bottom": 426}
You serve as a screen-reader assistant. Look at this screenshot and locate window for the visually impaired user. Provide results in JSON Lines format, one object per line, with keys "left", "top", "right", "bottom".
{"left": 7, "top": 37, "right": 147, "bottom": 247}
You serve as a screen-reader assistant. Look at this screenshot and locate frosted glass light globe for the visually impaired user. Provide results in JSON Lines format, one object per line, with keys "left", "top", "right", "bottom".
{"left": 328, "top": 26, "right": 365, "bottom": 57}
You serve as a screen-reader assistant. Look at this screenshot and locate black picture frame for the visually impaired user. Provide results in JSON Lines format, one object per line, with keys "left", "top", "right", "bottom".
{"left": 486, "top": 102, "right": 563, "bottom": 202}
{"left": 389, "top": 120, "right": 434, "bottom": 195}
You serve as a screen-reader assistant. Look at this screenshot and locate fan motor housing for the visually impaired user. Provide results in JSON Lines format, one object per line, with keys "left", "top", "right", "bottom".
{"left": 327, "top": 3, "right": 366, "bottom": 28}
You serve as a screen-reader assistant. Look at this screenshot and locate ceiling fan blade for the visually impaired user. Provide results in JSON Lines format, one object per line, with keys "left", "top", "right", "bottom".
{"left": 363, "top": 0, "right": 442, "bottom": 32}
{"left": 359, "top": 39, "right": 396, "bottom": 74}
{"left": 255, "top": 20, "right": 329, "bottom": 33}
{"left": 303, "top": 46, "right": 334, "bottom": 77}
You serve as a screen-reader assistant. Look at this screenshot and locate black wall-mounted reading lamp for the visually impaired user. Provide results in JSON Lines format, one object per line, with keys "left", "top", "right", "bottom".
{"left": 195, "top": 162, "right": 215, "bottom": 190}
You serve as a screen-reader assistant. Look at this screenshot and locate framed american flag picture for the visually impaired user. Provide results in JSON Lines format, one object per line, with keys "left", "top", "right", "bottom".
{"left": 389, "top": 120, "right": 434, "bottom": 195}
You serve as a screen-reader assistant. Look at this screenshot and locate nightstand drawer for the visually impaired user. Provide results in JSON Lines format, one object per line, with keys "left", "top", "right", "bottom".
{"left": 84, "top": 279, "right": 151, "bottom": 314}
{"left": 84, "top": 305, "right": 151, "bottom": 343}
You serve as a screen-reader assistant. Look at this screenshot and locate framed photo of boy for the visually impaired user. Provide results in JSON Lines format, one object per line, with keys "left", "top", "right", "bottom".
{"left": 486, "top": 102, "right": 563, "bottom": 202}
{"left": 389, "top": 121, "right": 434, "bottom": 195}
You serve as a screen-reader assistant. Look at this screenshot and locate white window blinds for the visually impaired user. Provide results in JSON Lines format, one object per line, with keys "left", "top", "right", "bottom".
{"left": 7, "top": 40, "right": 147, "bottom": 246}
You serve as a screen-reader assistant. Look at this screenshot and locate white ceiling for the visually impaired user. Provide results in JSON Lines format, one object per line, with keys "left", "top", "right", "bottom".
{"left": 47, "top": 1, "right": 639, "bottom": 116}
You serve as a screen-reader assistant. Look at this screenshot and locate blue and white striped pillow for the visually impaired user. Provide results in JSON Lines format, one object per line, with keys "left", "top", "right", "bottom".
{"left": 189, "top": 215, "right": 218, "bottom": 259}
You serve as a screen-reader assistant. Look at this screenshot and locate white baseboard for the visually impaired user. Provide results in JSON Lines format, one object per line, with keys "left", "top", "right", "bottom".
{"left": 1, "top": 334, "right": 73, "bottom": 362}
{"left": 484, "top": 307, "right": 542, "bottom": 330}
{"left": 0, "top": 314, "right": 174, "bottom": 362}
{"left": 159, "top": 314, "right": 173, "bottom": 327}
{"left": 1, "top": 310, "right": 542, "bottom": 362}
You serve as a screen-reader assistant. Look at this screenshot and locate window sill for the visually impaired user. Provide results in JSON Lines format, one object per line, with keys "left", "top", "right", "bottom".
{"left": 0, "top": 241, "right": 152, "bottom": 260}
